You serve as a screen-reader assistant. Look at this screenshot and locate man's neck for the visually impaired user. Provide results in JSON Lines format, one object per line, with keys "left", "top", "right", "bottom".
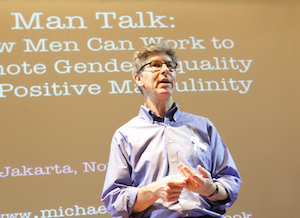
{"left": 144, "top": 97, "right": 174, "bottom": 117}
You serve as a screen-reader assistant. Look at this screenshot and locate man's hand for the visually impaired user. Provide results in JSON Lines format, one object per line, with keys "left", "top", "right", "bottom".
{"left": 132, "top": 176, "right": 186, "bottom": 213}
{"left": 177, "top": 163, "right": 215, "bottom": 197}
{"left": 153, "top": 176, "right": 186, "bottom": 202}
{"left": 177, "top": 163, "right": 229, "bottom": 201}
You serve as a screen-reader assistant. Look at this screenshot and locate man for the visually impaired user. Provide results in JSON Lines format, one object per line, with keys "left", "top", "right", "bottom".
{"left": 101, "top": 42, "right": 241, "bottom": 218}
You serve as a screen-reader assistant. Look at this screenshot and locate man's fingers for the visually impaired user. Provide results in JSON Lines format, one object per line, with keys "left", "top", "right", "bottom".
{"left": 167, "top": 177, "right": 187, "bottom": 187}
{"left": 178, "top": 164, "right": 200, "bottom": 179}
{"left": 197, "top": 165, "right": 211, "bottom": 179}
{"left": 177, "top": 163, "right": 187, "bottom": 177}
{"left": 156, "top": 176, "right": 186, "bottom": 202}
{"left": 177, "top": 164, "right": 192, "bottom": 175}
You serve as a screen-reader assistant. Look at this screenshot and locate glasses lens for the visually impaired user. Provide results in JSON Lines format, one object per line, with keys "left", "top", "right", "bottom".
{"left": 150, "top": 61, "right": 162, "bottom": 71}
{"left": 166, "top": 61, "right": 176, "bottom": 70}
{"left": 149, "top": 61, "right": 176, "bottom": 72}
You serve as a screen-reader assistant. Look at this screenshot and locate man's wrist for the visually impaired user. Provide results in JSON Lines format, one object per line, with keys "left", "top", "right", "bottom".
{"left": 207, "top": 183, "right": 219, "bottom": 197}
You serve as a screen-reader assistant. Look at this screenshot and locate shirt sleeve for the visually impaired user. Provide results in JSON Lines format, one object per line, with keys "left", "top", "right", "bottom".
{"left": 206, "top": 119, "right": 242, "bottom": 213}
{"left": 101, "top": 131, "right": 139, "bottom": 218}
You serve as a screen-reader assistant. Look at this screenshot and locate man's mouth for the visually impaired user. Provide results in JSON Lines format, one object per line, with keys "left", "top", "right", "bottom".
{"left": 159, "top": 79, "right": 170, "bottom": 84}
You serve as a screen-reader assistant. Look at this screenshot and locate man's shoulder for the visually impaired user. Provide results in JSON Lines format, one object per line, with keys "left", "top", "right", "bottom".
{"left": 116, "top": 115, "right": 148, "bottom": 132}
{"left": 179, "top": 110, "right": 209, "bottom": 123}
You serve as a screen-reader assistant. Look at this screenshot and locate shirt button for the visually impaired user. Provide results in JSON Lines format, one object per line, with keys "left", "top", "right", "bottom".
{"left": 168, "top": 140, "right": 172, "bottom": 143}
{"left": 171, "top": 159, "right": 175, "bottom": 163}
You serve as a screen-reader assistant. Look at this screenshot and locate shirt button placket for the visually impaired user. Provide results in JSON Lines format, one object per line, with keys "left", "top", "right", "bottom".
{"left": 165, "top": 124, "right": 180, "bottom": 175}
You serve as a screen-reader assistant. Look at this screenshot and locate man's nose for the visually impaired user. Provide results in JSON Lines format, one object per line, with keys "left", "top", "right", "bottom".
{"left": 159, "top": 63, "right": 171, "bottom": 75}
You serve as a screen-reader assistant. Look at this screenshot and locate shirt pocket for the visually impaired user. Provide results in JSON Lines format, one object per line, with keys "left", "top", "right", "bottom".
{"left": 185, "top": 134, "right": 209, "bottom": 169}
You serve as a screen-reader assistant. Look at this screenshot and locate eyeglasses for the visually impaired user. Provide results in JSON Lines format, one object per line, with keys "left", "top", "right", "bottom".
{"left": 139, "top": 60, "right": 177, "bottom": 73}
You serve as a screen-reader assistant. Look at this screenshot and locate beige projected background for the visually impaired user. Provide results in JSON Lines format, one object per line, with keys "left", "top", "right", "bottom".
{"left": 1, "top": 1, "right": 299, "bottom": 218}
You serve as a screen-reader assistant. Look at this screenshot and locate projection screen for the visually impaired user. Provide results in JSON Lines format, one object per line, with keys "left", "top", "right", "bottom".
{"left": 1, "top": 1, "right": 299, "bottom": 218}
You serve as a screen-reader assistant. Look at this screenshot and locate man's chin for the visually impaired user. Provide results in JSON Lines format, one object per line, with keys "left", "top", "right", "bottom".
{"left": 158, "top": 83, "right": 173, "bottom": 89}
{"left": 156, "top": 88, "right": 173, "bottom": 97}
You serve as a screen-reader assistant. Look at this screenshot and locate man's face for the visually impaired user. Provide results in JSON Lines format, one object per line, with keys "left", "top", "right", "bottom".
{"left": 135, "top": 53, "right": 177, "bottom": 101}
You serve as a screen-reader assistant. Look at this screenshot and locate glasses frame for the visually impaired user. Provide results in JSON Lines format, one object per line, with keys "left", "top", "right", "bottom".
{"left": 139, "top": 61, "right": 177, "bottom": 73}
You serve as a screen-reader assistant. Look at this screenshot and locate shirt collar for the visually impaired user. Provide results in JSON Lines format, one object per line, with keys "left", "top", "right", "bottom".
{"left": 138, "top": 103, "right": 180, "bottom": 123}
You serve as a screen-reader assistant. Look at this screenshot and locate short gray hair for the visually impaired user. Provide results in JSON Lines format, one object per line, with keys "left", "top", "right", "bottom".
{"left": 132, "top": 42, "right": 178, "bottom": 94}
{"left": 132, "top": 41, "right": 178, "bottom": 77}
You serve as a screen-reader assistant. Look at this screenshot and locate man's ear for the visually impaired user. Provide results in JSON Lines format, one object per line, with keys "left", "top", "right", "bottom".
{"left": 134, "top": 73, "right": 144, "bottom": 87}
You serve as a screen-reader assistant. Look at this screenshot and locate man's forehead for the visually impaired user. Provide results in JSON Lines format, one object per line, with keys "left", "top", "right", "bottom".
{"left": 146, "top": 53, "right": 172, "bottom": 61}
